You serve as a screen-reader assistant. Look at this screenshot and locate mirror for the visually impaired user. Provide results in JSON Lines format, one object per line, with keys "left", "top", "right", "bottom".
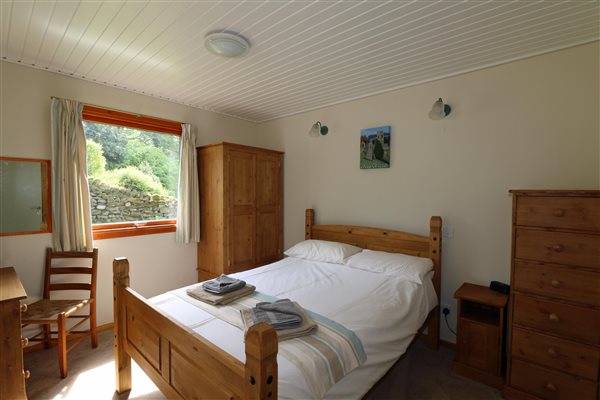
{"left": 0, "top": 157, "right": 52, "bottom": 236}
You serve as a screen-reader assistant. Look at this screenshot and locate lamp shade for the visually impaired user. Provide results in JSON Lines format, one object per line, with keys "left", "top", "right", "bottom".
{"left": 308, "top": 121, "right": 329, "bottom": 137}
{"left": 309, "top": 122, "right": 321, "bottom": 137}
{"left": 429, "top": 98, "right": 451, "bottom": 120}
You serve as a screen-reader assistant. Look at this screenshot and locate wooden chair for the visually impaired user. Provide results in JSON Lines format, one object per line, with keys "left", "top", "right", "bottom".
{"left": 21, "top": 248, "right": 98, "bottom": 378}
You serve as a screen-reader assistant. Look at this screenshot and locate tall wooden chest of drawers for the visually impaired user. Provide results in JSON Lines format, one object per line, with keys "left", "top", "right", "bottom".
{"left": 504, "top": 190, "right": 600, "bottom": 400}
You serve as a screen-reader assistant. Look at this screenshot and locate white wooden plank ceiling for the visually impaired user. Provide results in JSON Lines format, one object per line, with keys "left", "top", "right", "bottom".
{"left": 1, "top": 1, "right": 598, "bottom": 122}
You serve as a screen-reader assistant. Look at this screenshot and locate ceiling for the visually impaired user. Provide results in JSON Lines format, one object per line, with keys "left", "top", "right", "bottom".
{"left": 1, "top": 1, "right": 598, "bottom": 123}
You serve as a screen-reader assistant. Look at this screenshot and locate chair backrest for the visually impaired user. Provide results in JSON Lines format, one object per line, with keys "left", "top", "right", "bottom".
{"left": 43, "top": 248, "right": 98, "bottom": 300}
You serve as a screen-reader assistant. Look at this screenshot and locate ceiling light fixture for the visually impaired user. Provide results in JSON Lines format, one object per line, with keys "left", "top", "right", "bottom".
{"left": 204, "top": 32, "right": 250, "bottom": 58}
{"left": 309, "top": 121, "right": 329, "bottom": 137}
{"left": 429, "top": 98, "right": 452, "bottom": 120}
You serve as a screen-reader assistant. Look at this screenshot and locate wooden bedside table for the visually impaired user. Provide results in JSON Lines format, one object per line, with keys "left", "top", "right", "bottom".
{"left": 452, "top": 282, "right": 508, "bottom": 389}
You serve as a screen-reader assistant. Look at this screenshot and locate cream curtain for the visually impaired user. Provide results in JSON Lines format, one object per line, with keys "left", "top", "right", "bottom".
{"left": 176, "top": 123, "right": 200, "bottom": 243}
{"left": 50, "top": 98, "right": 93, "bottom": 251}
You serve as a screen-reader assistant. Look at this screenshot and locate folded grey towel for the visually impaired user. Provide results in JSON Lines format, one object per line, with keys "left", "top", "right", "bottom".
{"left": 241, "top": 302, "right": 317, "bottom": 341}
{"left": 187, "top": 284, "right": 255, "bottom": 305}
{"left": 202, "top": 274, "right": 246, "bottom": 294}
{"left": 251, "top": 299, "right": 303, "bottom": 330}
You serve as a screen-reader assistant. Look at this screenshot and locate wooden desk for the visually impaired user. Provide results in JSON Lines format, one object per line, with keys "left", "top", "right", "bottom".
{"left": 1, "top": 267, "right": 28, "bottom": 399}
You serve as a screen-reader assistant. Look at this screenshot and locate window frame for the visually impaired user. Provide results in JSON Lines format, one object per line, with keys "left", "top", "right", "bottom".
{"left": 82, "top": 105, "right": 181, "bottom": 240}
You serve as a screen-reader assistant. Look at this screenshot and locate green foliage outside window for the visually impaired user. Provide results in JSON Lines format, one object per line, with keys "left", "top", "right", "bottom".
{"left": 83, "top": 122, "right": 128, "bottom": 169}
{"left": 86, "top": 139, "right": 106, "bottom": 176}
{"left": 124, "top": 139, "right": 179, "bottom": 194}
{"left": 83, "top": 121, "right": 180, "bottom": 197}
{"left": 104, "top": 166, "right": 167, "bottom": 196}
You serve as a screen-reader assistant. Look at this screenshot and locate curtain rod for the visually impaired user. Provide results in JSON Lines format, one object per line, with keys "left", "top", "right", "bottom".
{"left": 50, "top": 96, "right": 189, "bottom": 126}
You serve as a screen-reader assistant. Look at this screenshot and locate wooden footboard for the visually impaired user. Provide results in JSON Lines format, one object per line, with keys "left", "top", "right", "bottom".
{"left": 113, "top": 258, "right": 278, "bottom": 400}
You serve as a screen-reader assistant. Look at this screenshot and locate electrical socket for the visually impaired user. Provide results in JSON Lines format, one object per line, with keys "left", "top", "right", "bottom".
{"left": 441, "top": 303, "right": 451, "bottom": 316}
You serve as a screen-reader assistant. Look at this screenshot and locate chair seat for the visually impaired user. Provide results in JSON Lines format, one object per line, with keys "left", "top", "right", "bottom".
{"left": 22, "top": 299, "right": 91, "bottom": 323}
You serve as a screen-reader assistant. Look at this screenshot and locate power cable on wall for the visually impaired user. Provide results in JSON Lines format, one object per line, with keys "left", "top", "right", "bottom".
{"left": 443, "top": 307, "right": 456, "bottom": 336}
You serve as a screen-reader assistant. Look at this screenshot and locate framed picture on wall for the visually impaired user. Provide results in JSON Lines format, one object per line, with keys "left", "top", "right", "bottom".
{"left": 360, "top": 126, "right": 390, "bottom": 169}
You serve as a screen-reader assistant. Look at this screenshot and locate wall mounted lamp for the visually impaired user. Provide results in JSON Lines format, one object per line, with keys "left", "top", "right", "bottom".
{"left": 429, "top": 98, "right": 452, "bottom": 120}
{"left": 308, "top": 121, "right": 329, "bottom": 137}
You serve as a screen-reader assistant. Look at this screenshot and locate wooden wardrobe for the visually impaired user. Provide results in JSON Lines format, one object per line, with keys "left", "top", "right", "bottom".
{"left": 197, "top": 142, "right": 283, "bottom": 282}
{"left": 504, "top": 190, "right": 600, "bottom": 400}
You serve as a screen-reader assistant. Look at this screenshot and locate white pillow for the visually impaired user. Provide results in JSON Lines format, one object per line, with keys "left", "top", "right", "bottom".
{"left": 284, "top": 240, "right": 362, "bottom": 264}
{"left": 344, "top": 249, "right": 434, "bottom": 284}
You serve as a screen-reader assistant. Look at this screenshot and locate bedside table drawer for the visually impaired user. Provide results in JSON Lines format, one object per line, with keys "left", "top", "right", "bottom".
{"left": 515, "top": 229, "right": 600, "bottom": 270}
{"left": 510, "top": 359, "right": 597, "bottom": 400}
{"left": 511, "top": 327, "right": 599, "bottom": 380}
{"left": 513, "top": 294, "right": 600, "bottom": 345}
{"left": 516, "top": 196, "right": 600, "bottom": 232}
{"left": 513, "top": 261, "right": 600, "bottom": 307}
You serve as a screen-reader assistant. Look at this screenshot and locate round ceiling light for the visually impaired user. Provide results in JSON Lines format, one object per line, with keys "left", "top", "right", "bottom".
{"left": 204, "top": 32, "right": 250, "bottom": 58}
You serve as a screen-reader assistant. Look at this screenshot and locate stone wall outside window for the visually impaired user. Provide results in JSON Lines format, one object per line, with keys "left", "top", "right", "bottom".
{"left": 89, "top": 178, "right": 176, "bottom": 224}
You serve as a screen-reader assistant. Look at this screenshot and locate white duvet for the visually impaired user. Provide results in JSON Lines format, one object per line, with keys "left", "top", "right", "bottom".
{"left": 151, "top": 257, "right": 438, "bottom": 399}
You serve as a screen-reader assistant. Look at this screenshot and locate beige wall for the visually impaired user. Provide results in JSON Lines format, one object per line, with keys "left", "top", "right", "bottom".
{"left": 256, "top": 42, "right": 600, "bottom": 342}
{"left": 0, "top": 61, "right": 257, "bottom": 325}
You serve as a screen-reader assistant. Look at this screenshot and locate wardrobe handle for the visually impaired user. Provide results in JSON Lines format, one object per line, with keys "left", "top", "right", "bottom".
{"left": 552, "top": 208, "right": 565, "bottom": 217}
{"left": 550, "top": 279, "right": 561, "bottom": 288}
{"left": 20, "top": 303, "right": 27, "bottom": 313}
{"left": 21, "top": 337, "right": 29, "bottom": 348}
{"left": 548, "top": 313, "right": 560, "bottom": 323}
{"left": 23, "top": 370, "right": 31, "bottom": 380}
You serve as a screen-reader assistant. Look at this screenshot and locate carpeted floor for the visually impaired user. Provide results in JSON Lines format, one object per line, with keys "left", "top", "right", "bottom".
{"left": 24, "top": 330, "right": 502, "bottom": 399}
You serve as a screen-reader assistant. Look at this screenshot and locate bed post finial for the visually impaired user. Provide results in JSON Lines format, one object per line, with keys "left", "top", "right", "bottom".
{"left": 427, "top": 216, "right": 442, "bottom": 350}
{"left": 113, "top": 258, "right": 132, "bottom": 394}
{"left": 305, "top": 209, "right": 314, "bottom": 240}
{"left": 245, "top": 323, "right": 278, "bottom": 400}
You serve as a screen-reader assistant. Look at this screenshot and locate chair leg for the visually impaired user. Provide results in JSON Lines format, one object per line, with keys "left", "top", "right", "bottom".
{"left": 58, "top": 313, "right": 67, "bottom": 378}
{"left": 90, "top": 303, "right": 98, "bottom": 348}
{"left": 43, "top": 323, "right": 51, "bottom": 349}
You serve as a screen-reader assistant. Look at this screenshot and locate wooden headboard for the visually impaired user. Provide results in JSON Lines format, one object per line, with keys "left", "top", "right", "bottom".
{"left": 304, "top": 209, "right": 442, "bottom": 303}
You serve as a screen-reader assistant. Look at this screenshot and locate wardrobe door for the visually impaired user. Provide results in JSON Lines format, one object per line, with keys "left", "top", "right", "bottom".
{"left": 255, "top": 152, "right": 282, "bottom": 265}
{"left": 227, "top": 149, "right": 256, "bottom": 272}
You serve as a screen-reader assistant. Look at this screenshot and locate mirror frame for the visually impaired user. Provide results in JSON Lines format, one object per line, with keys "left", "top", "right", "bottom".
{"left": 0, "top": 156, "right": 52, "bottom": 236}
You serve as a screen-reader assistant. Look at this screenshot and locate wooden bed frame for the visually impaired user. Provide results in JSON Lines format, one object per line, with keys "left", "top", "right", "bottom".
{"left": 113, "top": 209, "right": 442, "bottom": 399}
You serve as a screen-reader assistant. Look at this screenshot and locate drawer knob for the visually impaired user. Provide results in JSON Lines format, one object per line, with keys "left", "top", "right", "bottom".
{"left": 548, "top": 313, "right": 560, "bottom": 323}
{"left": 552, "top": 208, "right": 565, "bottom": 217}
{"left": 552, "top": 244, "right": 564, "bottom": 252}
{"left": 23, "top": 370, "right": 31, "bottom": 380}
{"left": 550, "top": 279, "right": 561, "bottom": 288}
{"left": 21, "top": 337, "right": 28, "bottom": 348}
{"left": 20, "top": 303, "right": 27, "bottom": 313}
{"left": 547, "top": 347, "right": 558, "bottom": 358}
{"left": 544, "top": 382, "right": 557, "bottom": 392}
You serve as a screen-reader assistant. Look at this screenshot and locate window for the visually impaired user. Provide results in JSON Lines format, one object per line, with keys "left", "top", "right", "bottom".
{"left": 82, "top": 106, "right": 181, "bottom": 239}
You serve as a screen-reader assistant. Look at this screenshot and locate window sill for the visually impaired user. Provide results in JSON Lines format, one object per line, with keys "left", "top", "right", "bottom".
{"left": 93, "top": 220, "right": 176, "bottom": 240}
